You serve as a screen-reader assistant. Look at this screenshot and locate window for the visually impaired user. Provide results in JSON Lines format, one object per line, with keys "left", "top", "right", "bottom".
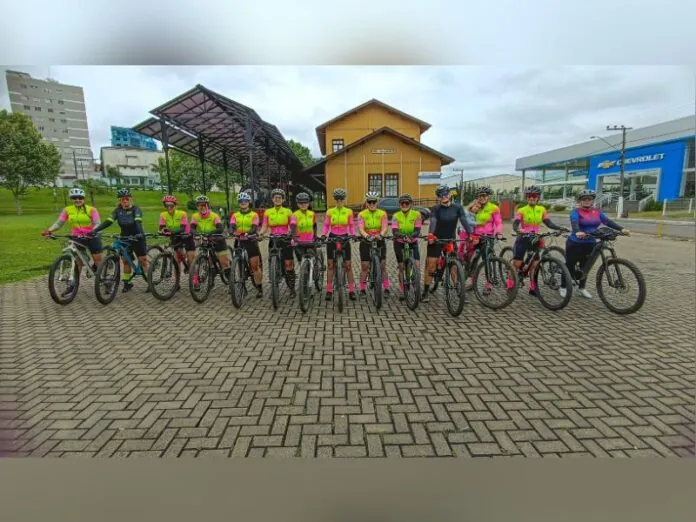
{"left": 687, "top": 139, "right": 695, "bottom": 169}
{"left": 44, "top": 88, "right": 51, "bottom": 93}
{"left": 45, "top": 99, "right": 52, "bottom": 104}
{"left": 49, "top": 118, "right": 55, "bottom": 122}
{"left": 384, "top": 174, "right": 399, "bottom": 197}
{"left": 23, "top": 104, "right": 30, "bottom": 110}
{"left": 58, "top": 100, "right": 64, "bottom": 105}
{"left": 368, "top": 174, "right": 383, "bottom": 195}
{"left": 60, "top": 118, "right": 67, "bottom": 123}
{"left": 38, "top": 126, "right": 45, "bottom": 131}
{"left": 332, "top": 138, "right": 344, "bottom": 153}
{"left": 62, "top": 129, "right": 69, "bottom": 134}
{"left": 20, "top": 83, "right": 27, "bottom": 88}
{"left": 47, "top": 108, "right": 54, "bottom": 113}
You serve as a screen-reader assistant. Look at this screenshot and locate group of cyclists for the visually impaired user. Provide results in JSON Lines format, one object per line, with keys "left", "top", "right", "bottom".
{"left": 43, "top": 182, "right": 631, "bottom": 305}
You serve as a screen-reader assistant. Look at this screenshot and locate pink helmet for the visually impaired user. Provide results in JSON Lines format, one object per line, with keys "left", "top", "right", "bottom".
{"left": 162, "top": 194, "right": 177, "bottom": 205}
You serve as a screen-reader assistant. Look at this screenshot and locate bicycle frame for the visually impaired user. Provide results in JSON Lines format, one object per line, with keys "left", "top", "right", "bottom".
{"left": 573, "top": 234, "right": 620, "bottom": 284}
{"left": 109, "top": 237, "right": 143, "bottom": 275}
{"left": 51, "top": 235, "right": 96, "bottom": 276}
{"left": 515, "top": 232, "right": 564, "bottom": 274}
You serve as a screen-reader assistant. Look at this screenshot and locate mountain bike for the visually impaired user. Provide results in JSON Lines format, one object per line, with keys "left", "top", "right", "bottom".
{"left": 45, "top": 233, "right": 99, "bottom": 305}
{"left": 188, "top": 233, "right": 233, "bottom": 304}
{"left": 324, "top": 235, "right": 352, "bottom": 313}
{"left": 429, "top": 238, "right": 467, "bottom": 317}
{"left": 461, "top": 234, "right": 518, "bottom": 310}
{"left": 267, "top": 234, "right": 294, "bottom": 310}
{"left": 94, "top": 233, "right": 157, "bottom": 305}
{"left": 296, "top": 239, "right": 327, "bottom": 313}
{"left": 563, "top": 227, "right": 646, "bottom": 315}
{"left": 391, "top": 235, "right": 423, "bottom": 311}
{"left": 146, "top": 233, "right": 192, "bottom": 301}
{"left": 228, "top": 234, "right": 261, "bottom": 309}
{"left": 358, "top": 235, "right": 386, "bottom": 310}
{"left": 500, "top": 231, "right": 574, "bottom": 311}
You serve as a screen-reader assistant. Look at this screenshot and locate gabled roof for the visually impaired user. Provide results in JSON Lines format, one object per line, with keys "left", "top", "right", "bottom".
{"left": 315, "top": 99, "right": 432, "bottom": 155}
{"left": 303, "top": 126, "right": 455, "bottom": 172}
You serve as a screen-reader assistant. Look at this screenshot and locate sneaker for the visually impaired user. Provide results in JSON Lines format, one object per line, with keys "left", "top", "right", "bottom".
{"left": 349, "top": 292, "right": 357, "bottom": 301}
{"left": 384, "top": 288, "right": 390, "bottom": 296}
{"left": 559, "top": 288, "right": 567, "bottom": 298}
{"left": 529, "top": 289, "right": 537, "bottom": 298}
{"left": 122, "top": 282, "right": 133, "bottom": 293}
{"left": 61, "top": 284, "right": 75, "bottom": 298}
{"left": 256, "top": 287, "right": 263, "bottom": 299}
{"left": 325, "top": 291, "right": 333, "bottom": 301}
{"left": 360, "top": 289, "right": 367, "bottom": 296}
{"left": 578, "top": 288, "right": 592, "bottom": 299}
{"left": 420, "top": 292, "right": 430, "bottom": 303}
{"left": 289, "top": 289, "right": 297, "bottom": 299}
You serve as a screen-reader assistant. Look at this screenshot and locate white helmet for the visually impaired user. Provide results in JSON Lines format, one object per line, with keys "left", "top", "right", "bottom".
{"left": 69, "top": 188, "right": 85, "bottom": 199}
{"left": 365, "top": 191, "right": 380, "bottom": 201}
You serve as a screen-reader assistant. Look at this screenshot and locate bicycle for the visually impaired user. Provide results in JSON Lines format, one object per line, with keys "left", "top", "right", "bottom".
{"left": 45, "top": 233, "right": 99, "bottom": 305}
{"left": 390, "top": 235, "right": 423, "bottom": 311}
{"left": 429, "top": 238, "right": 467, "bottom": 317}
{"left": 228, "top": 234, "right": 261, "bottom": 309}
{"left": 146, "top": 233, "right": 193, "bottom": 301}
{"left": 266, "top": 234, "right": 294, "bottom": 310}
{"left": 296, "top": 239, "right": 327, "bottom": 313}
{"left": 188, "top": 233, "right": 233, "bottom": 304}
{"left": 323, "top": 235, "right": 352, "bottom": 313}
{"left": 499, "top": 231, "right": 574, "bottom": 311}
{"left": 563, "top": 227, "right": 646, "bottom": 315}
{"left": 461, "top": 234, "right": 519, "bottom": 310}
{"left": 94, "top": 233, "right": 157, "bottom": 305}
{"left": 358, "top": 235, "right": 387, "bottom": 310}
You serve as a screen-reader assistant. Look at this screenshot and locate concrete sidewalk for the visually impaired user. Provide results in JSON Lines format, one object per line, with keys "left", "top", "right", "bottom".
{"left": 547, "top": 213, "right": 695, "bottom": 240}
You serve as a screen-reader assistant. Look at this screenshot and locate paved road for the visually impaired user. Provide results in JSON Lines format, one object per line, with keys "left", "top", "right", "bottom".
{"left": 549, "top": 214, "right": 695, "bottom": 240}
{"left": 1, "top": 227, "right": 694, "bottom": 458}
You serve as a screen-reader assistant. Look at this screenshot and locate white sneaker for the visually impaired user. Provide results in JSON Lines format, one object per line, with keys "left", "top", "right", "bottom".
{"left": 559, "top": 288, "right": 567, "bottom": 298}
{"left": 578, "top": 288, "right": 592, "bottom": 298}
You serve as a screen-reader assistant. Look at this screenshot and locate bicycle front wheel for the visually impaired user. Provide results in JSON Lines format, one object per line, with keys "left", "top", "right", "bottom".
{"left": 371, "top": 255, "right": 383, "bottom": 310}
{"left": 48, "top": 253, "right": 80, "bottom": 305}
{"left": 189, "top": 254, "right": 213, "bottom": 303}
{"left": 334, "top": 256, "right": 346, "bottom": 313}
{"left": 147, "top": 251, "right": 180, "bottom": 301}
{"left": 444, "top": 258, "right": 466, "bottom": 317}
{"left": 533, "top": 255, "right": 572, "bottom": 311}
{"left": 230, "top": 255, "right": 247, "bottom": 309}
{"left": 472, "top": 256, "right": 518, "bottom": 310}
{"left": 314, "top": 249, "right": 325, "bottom": 292}
{"left": 95, "top": 253, "right": 121, "bottom": 305}
{"left": 403, "top": 257, "right": 421, "bottom": 311}
{"left": 270, "top": 255, "right": 281, "bottom": 310}
{"left": 596, "top": 258, "right": 646, "bottom": 315}
{"left": 298, "top": 258, "right": 312, "bottom": 313}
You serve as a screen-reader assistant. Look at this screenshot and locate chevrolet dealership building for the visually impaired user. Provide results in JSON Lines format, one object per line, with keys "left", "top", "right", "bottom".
{"left": 514, "top": 116, "right": 695, "bottom": 204}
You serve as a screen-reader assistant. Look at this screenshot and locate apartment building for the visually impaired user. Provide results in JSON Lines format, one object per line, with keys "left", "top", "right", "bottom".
{"left": 5, "top": 69, "right": 95, "bottom": 186}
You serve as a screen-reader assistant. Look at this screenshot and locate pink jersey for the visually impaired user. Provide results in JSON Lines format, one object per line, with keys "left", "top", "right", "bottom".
{"left": 58, "top": 205, "right": 100, "bottom": 236}
{"left": 473, "top": 204, "right": 503, "bottom": 236}
{"left": 321, "top": 207, "right": 355, "bottom": 236}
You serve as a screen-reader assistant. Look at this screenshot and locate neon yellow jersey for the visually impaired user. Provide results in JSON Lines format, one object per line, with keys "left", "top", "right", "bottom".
{"left": 391, "top": 209, "right": 422, "bottom": 235}
{"left": 516, "top": 204, "right": 549, "bottom": 233}
{"left": 263, "top": 206, "right": 292, "bottom": 227}
{"left": 159, "top": 209, "right": 188, "bottom": 233}
{"left": 191, "top": 211, "right": 222, "bottom": 234}
{"left": 358, "top": 208, "right": 387, "bottom": 233}
{"left": 230, "top": 210, "right": 259, "bottom": 234}
{"left": 292, "top": 209, "right": 315, "bottom": 235}
{"left": 58, "top": 204, "right": 99, "bottom": 235}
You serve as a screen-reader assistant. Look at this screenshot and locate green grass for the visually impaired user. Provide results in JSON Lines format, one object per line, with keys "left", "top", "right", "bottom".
{"left": 635, "top": 210, "right": 695, "bottom": 221}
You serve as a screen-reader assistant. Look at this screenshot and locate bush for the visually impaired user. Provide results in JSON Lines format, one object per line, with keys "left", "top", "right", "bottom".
{"left": 643, "top": 200, "right": 663, "bottom": 212}
{"left": 552, "top": 205, "right": 567, "bottom": 212}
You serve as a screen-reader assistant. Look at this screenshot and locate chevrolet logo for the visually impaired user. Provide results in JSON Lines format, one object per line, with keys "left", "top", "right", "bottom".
{"left": 598, "top": 160, "right": 616, "bottom": 169}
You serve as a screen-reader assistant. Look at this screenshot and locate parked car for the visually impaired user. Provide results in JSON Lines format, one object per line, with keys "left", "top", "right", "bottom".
{"left": 377, "top": 197, "right": 431, "bottom": 222}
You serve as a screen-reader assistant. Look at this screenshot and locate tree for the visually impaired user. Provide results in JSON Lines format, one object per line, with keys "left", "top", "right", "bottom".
{"left": 78, "top": 178, "right": 109, "bottom": 207}
{"left": 105, "top": 165, "right": 123, "bottom": 188}
{"left": 0, "top": 110, "right": 62, "bottom": 215}
{"left": 152, "top": 149, "right": 240, "bottom": 198}
{"left": 287, "top": 139, "right": 318, "bottom": 167}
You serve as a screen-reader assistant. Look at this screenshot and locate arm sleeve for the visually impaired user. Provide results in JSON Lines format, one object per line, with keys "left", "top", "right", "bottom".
{"left": 458, "top": 206, "right": 474, "bottom": 234}
{"left": 380, "top": 214, "right": 388, "bottom": 235}
{"left": 228, "top": 213, "right": 237, "bottom": 233}
{"left": 90, "top": 208, "right": 101, "bottom": 228}
{"left": 492, "top": 209, "right": 503, "bottom": 235}
{"left": 569, "top": 210, "right": 580, "bottom": 234}
{"left": 214, "top": 215, "right": 223, "bottom": 233}
{"left": 49, "top": 209, "right": 68, "bottom": 231}
{"left": 348, "top": 213, "right": 355, "bottom": 236}
{"left": 321, "top": 212, "right": 331, "bottom": 236}
{"left": 181, "top": 213, "right": 191, "bottom": 235}
{"left": 599, "top": 212, "right": 623, "bottom": 230}
{"left": 512, "top": 218, "right": 521, "bottom": 233}
{"left": 289, "top": 215, "right": 297, "bottom": 236}
{"left": 542, "top": 217, "right": 562, "bottom": 230}
{"left": 428, "top": 207, "right": 438, "bottom": 234}
{"left": 190, "top": 216, "right": 198, "bottom": 232}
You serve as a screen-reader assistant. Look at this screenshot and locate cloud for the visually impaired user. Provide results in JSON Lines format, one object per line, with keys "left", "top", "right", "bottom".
{"left": 2, "top": 65, "right": 694, "bottom": 178}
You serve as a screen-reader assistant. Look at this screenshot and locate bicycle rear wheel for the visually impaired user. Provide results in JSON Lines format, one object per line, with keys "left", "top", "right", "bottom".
{"left": 95, "top": 253, "right": 121, "bottom": 305}
{"left": 596, "top": 258, "right": 646, "bottom": 315}
{"left": 499, "top": 246, "right": 514, "bottom": 264}
{"left": 189, "top": 254, "right": 213, "bottom": 303}
{"left": 147, "top": 251, "right": 180, "bottom": 301}
{"left": 314, "top": 249, "right": 325, "bottom": 292}
{"left": 230, "top": 254, "right": 247, "bottom": 309}
{"left": 334, "top": 256, "right": 346, "bottom": 313}
{"left": 370, "top": 255, "right": 383, "bottom": 310}
{"left": 270, "top": 255, "right": 281, "bottom": 310}
{"left": 444, "top": 258, "right": 466, "bottom": 317}
{"left": 404, "top": 257, "right": 421, "bottom": 311}
{"left": 472, "top": 256, "right": 518, "bottom": 310}
{"left": 48, "top": 253, "right": 80, "bottom": 305}
{"left": 533, "top": 255, "right": 572, "bottom": 311}
{"left": 298, "top": 258, "right": 312, "bottom": 313}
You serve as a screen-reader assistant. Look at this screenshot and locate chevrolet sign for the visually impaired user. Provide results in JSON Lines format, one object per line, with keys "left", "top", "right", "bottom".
{"left": 598, "top": 153, "right": 665, "bottom": 169}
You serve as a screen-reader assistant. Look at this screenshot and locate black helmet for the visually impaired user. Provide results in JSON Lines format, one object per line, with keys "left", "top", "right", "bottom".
{"left": 476, "top": 186, "right": 492, "bottom": 196}
{"left": 435, "top": 185, "right": 450, "bottom": 197}
{"left": 577, "top": 189, "right": 596, "bottom": 200}
{"left": 295, "top": 192, "right": 310, "bottom": 203}
{"left": 525, "top": 185, "right": 542, "bottom": 196}
{"left": 116, "top": 188, "right": 131, "bottom": 198}
{"left": 398, "top": 193, "right": 413, "bottom": 204}
{"left": 333, "top": 187, "right": 347, "bottom": 200}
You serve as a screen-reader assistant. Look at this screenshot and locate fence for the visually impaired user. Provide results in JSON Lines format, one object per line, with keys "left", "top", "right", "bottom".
{"left": 661, "top": 197, "right": 696, "bottom": 218}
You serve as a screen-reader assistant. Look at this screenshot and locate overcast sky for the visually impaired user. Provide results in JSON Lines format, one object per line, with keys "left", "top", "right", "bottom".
{"left": 1, "top": 66, "right": 694, "bottom": 180}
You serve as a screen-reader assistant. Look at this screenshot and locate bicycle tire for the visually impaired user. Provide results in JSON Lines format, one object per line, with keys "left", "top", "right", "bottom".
{"left": 595, "top": 257, "right": 646, "bottom": 315}
{"left": 314, "top": 249, "right": 325, "bottom": 292}
{"left": 147, "top": 251, "right": 180, "bottom": 301}
{"left": 533, "top": 256, "right": 573, "bottom": 311}
{"left": 404, "top": 257, "right": 421, "bottom": 311}
{"left": 228, "top": 255, "right": 246, "bottom": 309}
{"left": 444, "top": 258, "right": 466, "bottom": 317}
{"left": 472, "top": 255, "right": 518, "bottom": 310}
{"left": 371, "top": 254, "right": 383, "bottom": 310}
{"left": 94, "top": 253, "right": 121, "bottom": 305}
{"left": 545, "top": 246, "right": 566, "bottom": 259}
{"left": 334, "top": 255, "right": 346, "bottom": 313}
{"left": 48, "top": 253, "right": 80, "bottom": 305}
{"left": 189, "top": 254, "right": 213, "bottom": 303}
{"left": 499, "top": 246, "right": 514, "bottom": 263}
{"left": 298, "top": 258, "right": 312, "bottom": 313}
{"left": 270, "top": 255, "right": 281, "bottom": 310}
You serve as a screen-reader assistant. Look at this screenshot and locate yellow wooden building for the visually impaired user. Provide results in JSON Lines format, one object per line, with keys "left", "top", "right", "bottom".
{"left": 298, "top": 99, "right": 455, "bottom": 207}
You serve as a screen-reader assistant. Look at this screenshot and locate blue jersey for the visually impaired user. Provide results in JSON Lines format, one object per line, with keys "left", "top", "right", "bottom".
{"left": 568, "top": 207, "right": 620, "bottom": 244}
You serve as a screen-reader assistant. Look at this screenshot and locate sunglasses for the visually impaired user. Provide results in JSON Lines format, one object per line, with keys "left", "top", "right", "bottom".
{"left": 399, "top": 201, "right": 410, "bottom": 206}
{"left": 367, "top": 200, "right": 378, "bottom": 204}
{"left": 71, "top": 197, "right": 84, "bottom": 200}
{"left": 165, "top": 203, "right": 175, "bottom": 208}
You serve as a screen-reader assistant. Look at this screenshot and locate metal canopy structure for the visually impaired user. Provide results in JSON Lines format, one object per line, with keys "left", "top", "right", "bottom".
{"left": 132, "top": 84, "right": 304, "bottom": 208}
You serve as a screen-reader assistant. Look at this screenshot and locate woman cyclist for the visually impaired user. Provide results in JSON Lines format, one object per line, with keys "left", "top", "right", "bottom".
{"left": 42, "top": 187, "right": 104, "bottom": 296}
{"left": 92, "top": 188, "right": 150, "bottom": 293}
{"left": 290, "top": 192, "right": 318, "bottom": 261}
{"left": 560, "top": 189, "right": 631, "bottom": 299}
{"left": 189, "top": 195, "right": 231, "bottom": 287}
{"left": 260, "top": 188, "right": 296, "bottom": 298}
{"left": 158, "top": 194, "right": 196, "bottom": 271}
{"left": 391, "top": 193, "right": 423, "bottom": 301}
{"left": 463, "top": 186, "right": 504, "bottom": 290}
{"left": 423, "top": 184, "right": 473, "bottom": 302}
{"left": 511, "top": 185, "right": 567, "bottom": 296}
{"left": 320, "top": 187, "right": 357, "bottom": 301}
{"left": 229, "top": 191, "right": 263, "bottom": 298}
{"left": 356, "top": 191, "right": 390, "bottom": 297}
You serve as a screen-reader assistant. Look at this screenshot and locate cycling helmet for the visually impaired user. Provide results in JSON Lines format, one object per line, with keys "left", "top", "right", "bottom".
{"left": 476, "top": 186, "right": 492, "bottom": 196}
{"left": 295, "top": 192, "right": 310, "bottom": 203}
{"left": 68, "top": 188, "right": 85, "bottom": 199}
{"left": 116, "top": 188, "right": 131, "bottom": 198}
{"left": 195, "top": 195, "right": 210, "bottom": 205}
{"left": 525, "top": 185, "right": 542, "bottom": 196}
{"left": 333, "top": 187, "right": 347, "bottom": 200}
{"left": 237, "top": 192, "right": 252, "bottom": 203}
{"left": 577, "top": 189, "right": 596, "bottom": 200}
{"left": 271, "top": 188, "right": 286, "bottom": 199}
{"left": 365, "top": 191, "right": 380, "bottom": 202}
{"left": 435, "top": 185, "right": 450, "bottom": 197}
{"left": 398, "top": 193, "right": 413, "bottom": 204}
{"left": 162, "top": 194, "right": 177, "bottom": 205}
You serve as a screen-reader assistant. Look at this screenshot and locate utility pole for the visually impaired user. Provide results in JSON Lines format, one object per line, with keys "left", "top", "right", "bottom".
{"left": 450, "top": 167, "right": 464, "bottom": 202}
{"left": 606, "top": 124, "right": 632, "bottom": 218}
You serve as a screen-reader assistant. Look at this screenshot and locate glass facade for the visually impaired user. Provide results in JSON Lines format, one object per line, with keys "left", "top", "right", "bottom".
{"left": 110, "top": 126, "right": 157, "bottom": 150}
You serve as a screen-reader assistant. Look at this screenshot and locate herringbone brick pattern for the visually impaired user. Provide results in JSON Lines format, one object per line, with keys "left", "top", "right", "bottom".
{"left": 1, "top": 226, "right": 694, "bottom": 457}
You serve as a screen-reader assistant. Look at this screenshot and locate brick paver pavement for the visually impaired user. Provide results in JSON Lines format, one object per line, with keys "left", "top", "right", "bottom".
{"left": 1, "top": 226, "right": 694, "bottom": 458}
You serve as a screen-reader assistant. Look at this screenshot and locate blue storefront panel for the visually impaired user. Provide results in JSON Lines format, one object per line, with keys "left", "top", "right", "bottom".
{"left": 588, "top": 140, "right": 687, "bottom": 201}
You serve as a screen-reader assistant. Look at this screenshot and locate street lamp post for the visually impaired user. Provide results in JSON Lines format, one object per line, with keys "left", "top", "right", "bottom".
{"left": 591, "top": 125, "right": 631, "bottom": 219}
